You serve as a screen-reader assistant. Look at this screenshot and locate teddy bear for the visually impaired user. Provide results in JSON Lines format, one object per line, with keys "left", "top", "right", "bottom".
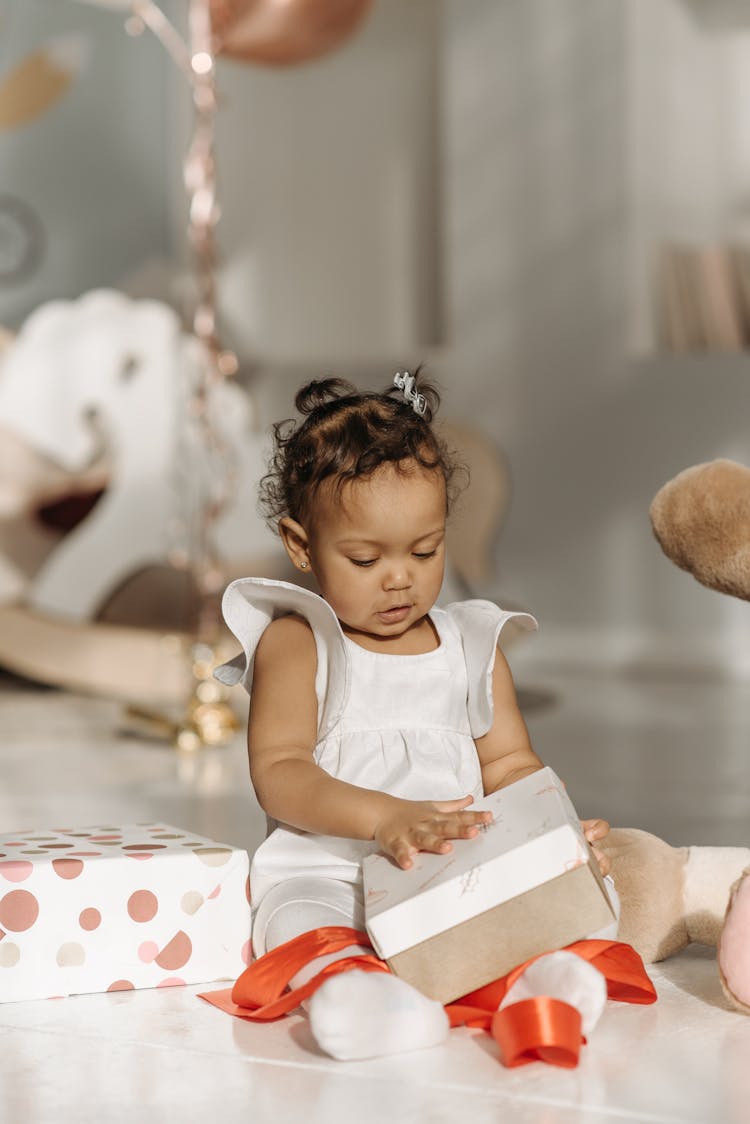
{"left": 597, "top": 458, "right": 750, "bottom": 1013}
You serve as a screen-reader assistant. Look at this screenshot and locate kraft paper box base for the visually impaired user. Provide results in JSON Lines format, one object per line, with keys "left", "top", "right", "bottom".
{"left": 0, "top": 822, "right": 252, "bottom": 1003}
{"left": 363, "top": 768, "right": 616, "bottom": 1004}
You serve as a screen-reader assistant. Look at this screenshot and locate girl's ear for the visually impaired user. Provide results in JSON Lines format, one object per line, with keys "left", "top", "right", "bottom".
{"left": 279, "top": 517, "right": 311, "bottom": 573}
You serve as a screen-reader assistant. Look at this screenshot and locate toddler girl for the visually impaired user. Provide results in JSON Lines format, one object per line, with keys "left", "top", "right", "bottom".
{"left": 216, "top": 373, "right": 613, "bottom": 1060}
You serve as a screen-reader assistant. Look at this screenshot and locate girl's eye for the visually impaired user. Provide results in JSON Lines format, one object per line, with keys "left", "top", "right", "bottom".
{"left": 350, "top": 558, "right": 376, "bottom": 568}
{"left": 413, "top": 550, "right": 437, "bottom": 559}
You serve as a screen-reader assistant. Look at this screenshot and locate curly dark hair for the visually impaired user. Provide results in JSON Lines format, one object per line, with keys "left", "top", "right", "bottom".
{"left": 259, "top": 371, "right": 463, "bottom": 530}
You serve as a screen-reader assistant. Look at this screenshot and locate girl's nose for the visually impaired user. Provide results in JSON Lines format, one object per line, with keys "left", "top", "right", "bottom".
{"left": 383, "top": 561, "right": 412, "bottom": 590}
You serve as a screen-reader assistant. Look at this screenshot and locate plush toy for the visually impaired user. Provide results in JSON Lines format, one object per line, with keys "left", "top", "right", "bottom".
{"left": 649, "top": 458, "right": 750, "bottom": 600}
{"left": 600, "top": 828, "right": 750, "bottom": 1013}
{"left": 597, "top": 457, "right": 750, "bottom": 1014}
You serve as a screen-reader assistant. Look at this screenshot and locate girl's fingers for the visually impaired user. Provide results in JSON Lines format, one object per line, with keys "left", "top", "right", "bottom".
{"left": 393, "top": 841, "right": 416, "bottom": 869}
{"left": 432, "top": 816, "right": 486, "bottom": 839}
{"left": 582, "top": 818, "right": 610, "bottom": 842}
{"left": 592, "top": 845, "right": 611, "bottom": 877}
{"left": 432, "top": 795, "right": 475, "bottom": 813}
{"left": 413, "top": 831, "right": 452, "bottom": 854}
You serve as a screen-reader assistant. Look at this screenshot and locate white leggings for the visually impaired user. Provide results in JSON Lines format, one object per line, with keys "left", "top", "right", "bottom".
{"left": 252, "top": 877, "right": 369, "bottom": 991}
{"left": 253, "top": 877, "right": 365, "bottom": 956}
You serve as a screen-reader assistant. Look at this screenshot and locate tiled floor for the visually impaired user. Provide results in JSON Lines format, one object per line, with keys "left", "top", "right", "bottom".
{"left": 2, "top": 652, "right": 750, "bottom": 1124}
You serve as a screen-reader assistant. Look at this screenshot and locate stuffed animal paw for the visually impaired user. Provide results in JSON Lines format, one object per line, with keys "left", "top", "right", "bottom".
{"left": 600, "top": 827, "right": 750, "bottom": 1012}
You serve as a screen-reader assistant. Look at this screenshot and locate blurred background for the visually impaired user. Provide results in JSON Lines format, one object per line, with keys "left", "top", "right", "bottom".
{"left": 1, "top": 0, "right": 750, "bottom": 733}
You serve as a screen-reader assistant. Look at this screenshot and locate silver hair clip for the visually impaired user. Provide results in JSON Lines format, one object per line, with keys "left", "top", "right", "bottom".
{"left": 393, "top": 371, "right": 427, "bottom": 417}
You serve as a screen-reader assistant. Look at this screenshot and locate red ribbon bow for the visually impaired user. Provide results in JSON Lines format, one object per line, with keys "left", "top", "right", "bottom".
{"left": 199, "top": 926, "right": 656, "bottom": 1069}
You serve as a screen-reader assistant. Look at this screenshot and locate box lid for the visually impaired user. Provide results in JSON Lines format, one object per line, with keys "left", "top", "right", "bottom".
{"left": 363, "top": 768, "right": 593, "bottom": 959}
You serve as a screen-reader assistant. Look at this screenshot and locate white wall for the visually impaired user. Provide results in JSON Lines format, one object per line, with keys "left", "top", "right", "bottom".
{"left": 628, "top": 0, "right": 750, "bottom": 353}
{"left": 0, "top": 0, "right": 170, "bottom": 329}
{"left": 431, "top": 0, "right": 750, "bottom": 671}
{"left": 205, "top": 0, "right": 442, "bottom": 363}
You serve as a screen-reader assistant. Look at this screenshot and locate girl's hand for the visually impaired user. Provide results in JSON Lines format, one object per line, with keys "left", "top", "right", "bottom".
{"left": 373, "top": 795, "right": 492, "bottom": 870}
{"left": 581, "top": 818, "right": 611, "bottom": 878}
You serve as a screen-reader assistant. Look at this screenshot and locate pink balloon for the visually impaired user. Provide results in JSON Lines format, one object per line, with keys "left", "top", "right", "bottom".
{"left": 211, "top": 0, "right": 374, "bottom": 66}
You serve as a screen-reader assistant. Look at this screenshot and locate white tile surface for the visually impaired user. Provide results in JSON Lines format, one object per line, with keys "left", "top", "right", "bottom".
{"left": 2, "top": 661, "right": 750, "bottom": 1124}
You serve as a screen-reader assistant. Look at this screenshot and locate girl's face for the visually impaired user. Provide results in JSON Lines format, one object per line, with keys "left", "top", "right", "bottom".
{"left": 282, "top": 462, "right": 447, "bottom": 644}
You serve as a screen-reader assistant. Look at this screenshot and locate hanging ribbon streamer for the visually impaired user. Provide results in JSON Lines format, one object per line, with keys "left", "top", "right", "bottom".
{"left": 76, "top": 0, "right": 239, "bottom": 633}
{"left": 76, "top": 1, "right": 244, "bottom": 746}
{"left": 199, "top": 926, "right": 657, "bottom": 1069}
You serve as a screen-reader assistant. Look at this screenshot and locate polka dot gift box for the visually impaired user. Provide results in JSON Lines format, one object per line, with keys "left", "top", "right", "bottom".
{"left": 0, "top": 823, "right": 252, "bottom": 1002}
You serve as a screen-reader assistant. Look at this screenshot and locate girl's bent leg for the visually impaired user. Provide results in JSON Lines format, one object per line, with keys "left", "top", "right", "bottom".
{"left": 255, "top": 877, "right": 449, "bottom": 1060}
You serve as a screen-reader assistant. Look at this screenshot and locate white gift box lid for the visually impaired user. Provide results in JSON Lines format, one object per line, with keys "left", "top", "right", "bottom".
{"left": 363, "top": 767, "right": 593, "bottom": 960}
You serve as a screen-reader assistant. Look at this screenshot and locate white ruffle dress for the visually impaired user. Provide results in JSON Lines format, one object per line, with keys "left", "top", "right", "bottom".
{"left": 216, "top": 578, "right": 538, "bottom": 915}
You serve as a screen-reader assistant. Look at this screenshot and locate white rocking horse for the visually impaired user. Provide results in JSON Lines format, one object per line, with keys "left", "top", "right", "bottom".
{"left": 0, "top": 290, "right": 287, "bottom": 705}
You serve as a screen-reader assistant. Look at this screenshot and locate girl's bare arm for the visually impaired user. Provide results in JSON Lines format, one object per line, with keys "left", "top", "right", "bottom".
{"left": 248, "top": 615, "right": 490, "bottom": 868}
{"left": 475, "top": 648, "right": 544, "bottom": 794}
{"left": 475, "top": 648, "right": 610, "bottom": 873}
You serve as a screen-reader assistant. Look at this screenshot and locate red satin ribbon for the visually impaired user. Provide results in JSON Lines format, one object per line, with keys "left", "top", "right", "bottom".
{"left": 492, "top": 997, "right": 583, "bottom": 1068}
{"left": 199, "top": 927, "right": 657, "bottom": 1068}
{"left": 230, "top": 926, "right": 389, "bottom": 1021}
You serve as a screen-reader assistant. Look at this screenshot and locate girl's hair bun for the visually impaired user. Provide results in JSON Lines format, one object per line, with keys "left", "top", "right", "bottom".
{"left": 294, "top": 378, "right": 358, "bottom": 416}
{"left": 259, "top": 367, "right": 463, "bottom": 529}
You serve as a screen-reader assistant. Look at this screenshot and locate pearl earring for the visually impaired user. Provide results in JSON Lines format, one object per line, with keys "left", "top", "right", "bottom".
{"left": 300, "top": 561, "right": 308, "bottom": 569}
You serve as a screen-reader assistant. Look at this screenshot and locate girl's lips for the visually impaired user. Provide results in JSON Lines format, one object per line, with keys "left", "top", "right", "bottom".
{"left": 377, "top": 605, "right": 411, "bottom": 623}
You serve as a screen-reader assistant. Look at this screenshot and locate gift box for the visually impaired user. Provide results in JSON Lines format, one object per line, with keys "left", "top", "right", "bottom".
{"left": 0, "top": 822, "right": 252, "bottom": 1003}
{"left": 363, "top": 768, "right": 616, "bottom": 1004}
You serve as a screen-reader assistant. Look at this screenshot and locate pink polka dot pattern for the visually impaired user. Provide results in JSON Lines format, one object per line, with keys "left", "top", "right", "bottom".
{"left": 0, "top": 861, "right": 33, "bottom": 883}
{"left": 0, "top": 890, "right": 39, "bottom": 931}
{"left": 0, "top": 821, "right": 251, "bottom": 1000}
{"left": 107, "top": 980, "right": 135, "bottom": 992}
{"left": 155, "top": 930, "right": 192, "bottom": 970}
{"left": 52, "top": 859, "right": 84, "bottom": 880}
{"left": 138, "top": 941, "right": 159, "bottom": 964}
{"left": 79, "top": 908, "right": 101, "bottom": 931}
{"left": 127, "top": 890, "right": 158, "bottom": 922}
